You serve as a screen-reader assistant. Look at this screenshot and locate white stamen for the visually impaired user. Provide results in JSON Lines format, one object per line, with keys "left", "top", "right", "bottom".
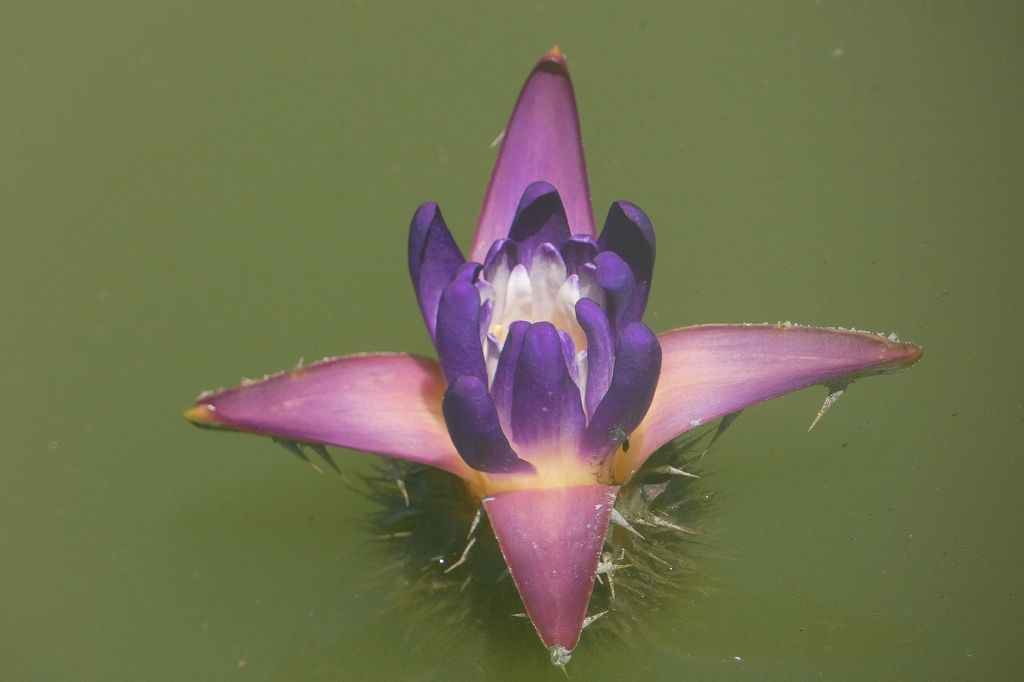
{"left": 529, "top": 244, "right": 568, "bottom": 320}
{"left": 485, "top": 333, "right": 501, "bottom": 384}
{"left": 578, "top": 262, "right": 604, "bottom": 307}
{"left": 576, "top": 349, "right": 589, "bottom": 399}
{"left": 502, "top": 264, "right": 533, "bottom": 329}
{"left": 479, "top": 243, "right": 600, "bottom": 397}
{"left": 484, "top": 251, "right": 513, "bottom": 322}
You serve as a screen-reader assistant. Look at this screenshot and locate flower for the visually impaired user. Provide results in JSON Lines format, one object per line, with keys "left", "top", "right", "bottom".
{"left": 184, "top": 46, "right": 922, "bottom": 663}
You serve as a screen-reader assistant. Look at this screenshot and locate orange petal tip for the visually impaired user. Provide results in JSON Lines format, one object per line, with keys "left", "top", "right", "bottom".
{"left": 183, "top": 403, "right": 220, "bottom": 426}
{"left": 541, "top": 45, "right": 566, "bottom": 66}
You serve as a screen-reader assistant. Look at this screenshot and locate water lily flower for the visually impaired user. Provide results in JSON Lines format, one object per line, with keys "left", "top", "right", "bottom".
{"left": 185, "top": 47, "right": 921, "bottom": 663}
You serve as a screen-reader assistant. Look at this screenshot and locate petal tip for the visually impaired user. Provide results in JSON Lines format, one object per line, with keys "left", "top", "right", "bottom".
{"left": 183, "top": 403, "right": 220, "bottom": 427}
{"left": 894, "top": 340, "right": 924, "bottom": 367}
{"left": 521, "top": 180, "right": 559, "bottom": 203}
{"left": 541, "top": 45, "right": 566, "bottom": 65}
{"left": 412, "top": 201, "right": 440, "bottom": 223}
{"left": 869, "top": 332, "right": 922, "bottom": 371}
{"left": 549, "top": 645, "right": 573, "bottom": 667}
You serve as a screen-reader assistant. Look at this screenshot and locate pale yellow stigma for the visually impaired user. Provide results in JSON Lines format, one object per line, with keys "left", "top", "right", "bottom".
{"left": 489, "top": 322, "right": 508, "bottom": 345}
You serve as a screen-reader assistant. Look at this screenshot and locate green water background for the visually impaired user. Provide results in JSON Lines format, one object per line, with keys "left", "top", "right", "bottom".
{"left": 3, "top": 2, "right": 1021, "bottom": 679}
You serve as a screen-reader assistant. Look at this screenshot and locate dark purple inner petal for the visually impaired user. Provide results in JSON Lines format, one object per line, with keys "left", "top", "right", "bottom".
{"left": 510, "top": 322, "right": 586, "bottom": 454}
{"left": 482, "top": 238, "right": 519, "bottom": 279}
{"left": 596, "top": 201, "right": 656, "bottom": 328}
{"left": 435, "top": 281, "right": 488, "bottom": 385}
{"left": 575, "top": 297, "right": 614, "bottom": 418}
{"left": 560, "top": 234, "right": 598, "bottom": 276}
{"left": 558, "top": 329, "right": 580, "bottom": 387}
{"left": 597, "top": 201, "right": 656, "bottom": 290}
{"left": 442, "top": 375, "right": 535, "bottom": 474}
{"left": 453, "top": 261, "right": 482, "bottom": 283}
{"left": 491, "top": 320, "right": 529, "bottom": 435}
{"left": 583, "top": 322, "right": 662, "bottom": 465}
{"left": 594, "top": 250, "right": 640, "bottom": 332}
{"left": 594, "top": 250, "right": 633, "bottom": 290}
{"left": 407, "top": 202, "right": 465, "bottom": 343}
{"left": 507, "top": 182, "right": 571, "bottom": 269}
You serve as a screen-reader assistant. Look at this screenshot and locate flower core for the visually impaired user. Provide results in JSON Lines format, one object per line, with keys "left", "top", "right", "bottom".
{"left": 422, "top": 183, "right": 661, "bottom": 491}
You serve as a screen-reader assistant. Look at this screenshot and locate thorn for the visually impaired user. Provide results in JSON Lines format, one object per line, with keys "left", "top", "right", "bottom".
{"left": 596, "top": 550, "right": 631, "bottom": 601}
{"left": 387, "top": 459, "right": 410, "bottom": 506}
{"left": 308, "top": 443, "right": 342, "bottom": 476}
{"left": 610, "top": 508, "right": 645, "bottom": 539}
{"left": 641, "top": 546, "right": 674, "bottom": 569}
{"left": 808, "top": 380, "right": 851, "bottom": 432}
{"left": 443, "top": 536, "right": 477, "bottom": 574}
{"left": 646, "top": 465, "right": 701, "bottom": 479}
{"left": 635, "top": 514, "right": 699, "bottom": 535}
{"left": 465, "top": 507, "right": 482, "bottom": 540}
{"left": 596, "top": 550, "right": 631, "bottom": 576}
{"left": 274, "top": 438, "right": 307, "bottom": 461}
{"left": 582, "top": 610, "right": 608, "bottom": 629}
{"left": 641, "top": 481, "right": 671, "bottom": 504}
{"left": 274, "top": 438, "right": 322, "bottom": 472}
{"left": 702, "top": 411, "right": 742, "bottom": 456}
{"left": 375, "top": 531, "right": 412, "bottom": 539}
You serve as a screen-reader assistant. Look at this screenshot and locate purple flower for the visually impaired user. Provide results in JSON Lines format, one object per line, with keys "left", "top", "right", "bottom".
{"left": 185, "top": 47, "right": 921, "bottom": 662}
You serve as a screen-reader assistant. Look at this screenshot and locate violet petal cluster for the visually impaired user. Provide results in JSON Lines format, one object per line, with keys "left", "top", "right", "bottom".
{"left": 410, "top": 182, "right": 661, "bottom": 481}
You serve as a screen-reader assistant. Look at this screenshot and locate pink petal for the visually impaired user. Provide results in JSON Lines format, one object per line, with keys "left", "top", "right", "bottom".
{"left": 484, "top": 484, "right": 615, "bottom": 660}
{"left": 471, "top": 46, "right": 594, "bottom": 262}
{"left": 617, "top": 324, "right": 923, "bottom": 481}
{"left": 185, "top": 353, "right": 472, "bottom": 478}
